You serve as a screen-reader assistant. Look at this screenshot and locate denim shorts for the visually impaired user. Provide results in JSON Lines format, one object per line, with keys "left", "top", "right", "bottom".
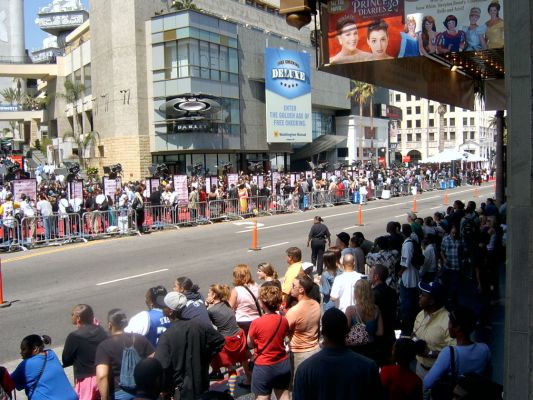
{"left": 251, "top": 358, "right": 291, "bottom": 395}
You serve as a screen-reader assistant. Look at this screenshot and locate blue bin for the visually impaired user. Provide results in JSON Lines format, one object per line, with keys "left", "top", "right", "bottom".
{"left": 353, "top": 192, "right": 361, "bottom": 204}
{"left": 448, "top": 180, "right": 455, "bottom": 188}
{"left": 303, "top": 195, "right": 309, "bottom": 209}
{"left": 440, "top": 180, "right": 446, "bottom": 190}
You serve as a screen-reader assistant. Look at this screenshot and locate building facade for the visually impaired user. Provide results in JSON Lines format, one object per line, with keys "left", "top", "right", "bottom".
{"left": 389, "top": 90, "right": 496, "bottom": 165}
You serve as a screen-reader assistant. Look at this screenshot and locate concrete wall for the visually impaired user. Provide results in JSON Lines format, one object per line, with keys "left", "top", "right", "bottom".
{"left": 503, "top": 0, "right": 533, "bottom": 398}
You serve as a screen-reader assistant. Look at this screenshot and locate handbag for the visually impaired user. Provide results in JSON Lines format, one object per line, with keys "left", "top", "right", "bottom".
{"left": 242, "top": 285, "right": 263, "bottom": 317}
{"left": 249, "top": 315, "right": 283, "bottom": 371}
{"left": 431, "top": 346, "right": 457, "bottom": 398}
{"left": 28, "top": 351, "right": 48, "bottom": 400}
{"left": 345, "top": 309, "right": 370, "bottom": 346}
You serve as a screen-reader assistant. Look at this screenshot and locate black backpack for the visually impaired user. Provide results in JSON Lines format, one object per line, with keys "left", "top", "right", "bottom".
{"left": 461, "top": 216, "right": 479, "bottom": 245}
{"left": 407, "top": 238, "right": 425, "bottom": 269}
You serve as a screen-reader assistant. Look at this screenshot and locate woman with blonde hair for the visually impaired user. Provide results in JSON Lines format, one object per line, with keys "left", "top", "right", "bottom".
{"left": 229, "top": 264, "right": 261, "bottom": 337}
{"left": 345, "top": 279, "right": 383, "bottom": 362}
{"left": 256, "top": 262, "right": 281, "bottom": 289}
{"left": 206, "top": 284, "right": 250, "bottom": 396}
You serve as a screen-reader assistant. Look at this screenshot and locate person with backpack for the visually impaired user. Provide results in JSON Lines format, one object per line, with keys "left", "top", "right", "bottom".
{"left": 95, "top": 309, "right": 154, "bottom": 400}
{"left": 423, "top": 306, "right": 491, "bottom": 397}
{"left": 399, "top": 224, "right": 422, "bottom": 336}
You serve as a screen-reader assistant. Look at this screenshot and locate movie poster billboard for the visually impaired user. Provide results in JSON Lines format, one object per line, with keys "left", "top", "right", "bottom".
{"left": 12, "top": 179, "right": 37, "bottom": 202}
{"left": 265, "top": 48, "right": 312, "bottom": 143}
{"left": 173, "top": 175, "right": 188, "bottom": 202}
{"left": 102, "top": 177, "right": 122, "bottom": 197}
{"left": 324, "top": 0, "right": 504, "bottom": 65}
{"left": 67, "top": 180, "right": 84, "bottom": 201}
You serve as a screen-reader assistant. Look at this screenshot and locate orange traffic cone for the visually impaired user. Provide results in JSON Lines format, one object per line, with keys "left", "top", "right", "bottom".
{"left": 249, "top": 219, "right": 261, "bottom": 251}
{"left": 443, "top": 190, "right": 449, "bottom": 206}
{"left": 358, "top": 205, "right": 363, "bottom": 226}
{"left": 412, "top": 195, "right": 417, "bottom": 213}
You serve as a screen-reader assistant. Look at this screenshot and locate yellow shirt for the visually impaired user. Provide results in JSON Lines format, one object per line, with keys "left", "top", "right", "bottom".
{"left": 413, "top": 307, "right": 456, "bottom": 368}
{"left": 281, "top": 261, "right": 302, "bottom": 295}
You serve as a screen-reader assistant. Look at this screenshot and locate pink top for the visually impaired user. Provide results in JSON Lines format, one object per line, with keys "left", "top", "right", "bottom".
{"left": 235, "top": 284, "right": 260, "bottom": 322}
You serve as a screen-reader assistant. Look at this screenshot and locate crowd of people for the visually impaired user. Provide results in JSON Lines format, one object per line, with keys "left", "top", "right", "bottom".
{"left": 0, "top": 190, "right": 506, "bottom": 399}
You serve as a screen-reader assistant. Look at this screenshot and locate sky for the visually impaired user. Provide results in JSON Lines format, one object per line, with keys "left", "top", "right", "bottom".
{"left": 24, "top": 0, "right": 90, "bottom": 52}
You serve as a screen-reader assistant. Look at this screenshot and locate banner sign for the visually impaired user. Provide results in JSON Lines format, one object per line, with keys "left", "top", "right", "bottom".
{"left": 258, "top": 175, "right": 264, "bottom": 189}
{"left": 102, "top": 177, "right": 122, "bottom": 197}
{"left": 227, "top": 173, "right": 239, "bottom": 189}
{"left": 173, "top": 175, "right": 188, "bottom": 202}
{"left": 67, "top": 180, "right": 83, "bottom": 201}
{"left": 324, "top": 0, "right": 504, "bottom": 64}
{"left": 265, "top": 48, "right": 312, "bottom": 143}
{"left": 12, "top": 179, "right": 37, "bottom": 202}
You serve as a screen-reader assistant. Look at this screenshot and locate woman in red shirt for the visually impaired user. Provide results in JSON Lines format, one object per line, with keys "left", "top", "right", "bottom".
{"left": 247, "top": 285, "right": 290, "bottom": 400}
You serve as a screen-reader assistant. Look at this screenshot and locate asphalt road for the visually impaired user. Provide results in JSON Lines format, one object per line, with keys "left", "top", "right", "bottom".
{"left": 0, "top": 183, "right": 495, "bottom": 365}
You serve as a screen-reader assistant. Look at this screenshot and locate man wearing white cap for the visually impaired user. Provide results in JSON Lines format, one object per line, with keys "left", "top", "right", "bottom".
{"left": 155, "top": 292, "right": 225, "bottom": 400}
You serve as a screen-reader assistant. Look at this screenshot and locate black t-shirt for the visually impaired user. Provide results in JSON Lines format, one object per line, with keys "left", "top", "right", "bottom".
{"left": 62, "top": 324, "right": 109, "bottom": 379}
{"left": 95, "top": 333, "right": 154, "bottom": 393}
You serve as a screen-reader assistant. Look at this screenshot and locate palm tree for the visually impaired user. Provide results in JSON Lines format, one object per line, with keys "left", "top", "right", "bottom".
{"left": 57, "top": 80, "right": 99, "bottom": 168}
{"left": 0, "top": 87, "right": 23, "bottom": 106}
{"left": 347, "top": 80, "right": 376, "bottom": 162}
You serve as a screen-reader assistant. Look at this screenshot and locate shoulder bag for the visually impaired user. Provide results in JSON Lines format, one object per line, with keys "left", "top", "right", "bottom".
{"left": 242, "top": 285, "right": 263, "bottom": 317}
{"left": 432, "top": 346, "right": 457, "bottom": 398}
{"left": 28, "top": 351, "right": 48, "bottom": 400}
{"left": 345, "top": 308, "right": 370, "bottom": 346}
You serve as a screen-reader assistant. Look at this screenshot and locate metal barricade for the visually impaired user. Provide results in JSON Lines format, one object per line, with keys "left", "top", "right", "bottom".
{"left": 0, "top": 218, "right": 27, "bottom": 252}
{"left": 375, "top": 184, "right": 384, "bottom": 199}
{"left": 205, "top": 199, "right": 240, "bottom": 222}
{"left": 330, "top": 189, "right": 351, "bottom": 205}
{"left": 20, "top": 213, "right": 86, "bottom": 249}
{"left": 143, "top": 205, "right": 179, "bottom": 231}
{"left": 248, "top": 196, "right": 272, "bottom": 216}
{"left": 82, "top": 209, "right": 137, "bottom": 240}
{"left": 269, "top": 194, "right": 294, "bottom": 214}
{"left": 401, "top": 183, "right": 410, "bottom": 196}
{"left": 310, "top": 189, "right": 331, "bottom": 208}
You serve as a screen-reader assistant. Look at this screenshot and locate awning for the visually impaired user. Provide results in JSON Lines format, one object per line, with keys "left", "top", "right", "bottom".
{"left": 291, "top": 134, "right": 346, "bottom": 160}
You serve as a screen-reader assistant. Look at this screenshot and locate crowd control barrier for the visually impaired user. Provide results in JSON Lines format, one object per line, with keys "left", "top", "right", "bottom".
{"left": 0, "top": 179, "right": 475, "bottom": 252}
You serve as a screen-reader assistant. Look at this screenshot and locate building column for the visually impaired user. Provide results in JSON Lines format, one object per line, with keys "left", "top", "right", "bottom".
{"left": 504, "top": 0, "right": 533, "bottom": 398}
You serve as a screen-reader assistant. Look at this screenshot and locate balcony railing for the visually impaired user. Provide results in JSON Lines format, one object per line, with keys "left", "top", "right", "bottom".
{"left": 0, "top": 55, "right": 34, "bottom": 64}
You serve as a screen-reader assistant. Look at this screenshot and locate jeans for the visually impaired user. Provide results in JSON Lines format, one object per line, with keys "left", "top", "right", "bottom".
{"left": 43, "top": 216, "right": 52, "bottom": 240}
{"left": 113, "top": 390, "right": 134, "bottom": 400}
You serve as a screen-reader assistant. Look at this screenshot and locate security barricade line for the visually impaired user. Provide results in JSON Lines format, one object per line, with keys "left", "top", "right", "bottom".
{"left": 142, "top": 205, "right": 180, "bottom": 231}
{"left": 82, "top": 209, "right": 138, "bottom": 240}
{"left": 0, "top": 219, "right": 27, "bottom": 252}
{"left": 19, "top": 213, "right": 86, "bottom": 249}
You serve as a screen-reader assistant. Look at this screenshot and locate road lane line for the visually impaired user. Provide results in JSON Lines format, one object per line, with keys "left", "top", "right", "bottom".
{"left": 247, "top": 241, "right": 290, "bottom": 252}
{"left": 96, "top": 269, "right": 169, "bottom": 286}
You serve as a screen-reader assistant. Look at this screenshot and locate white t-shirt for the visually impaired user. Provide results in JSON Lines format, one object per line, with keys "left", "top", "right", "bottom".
{"left": 37, "top": 200, "right": 53, "bottom": 217}
{"left": 330, "top": 270, "right": 363, "bottom": 312}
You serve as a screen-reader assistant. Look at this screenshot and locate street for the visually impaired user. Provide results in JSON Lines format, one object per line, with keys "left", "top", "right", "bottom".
{"left": 0, "top": 184, "right": 495, "bottom": 365}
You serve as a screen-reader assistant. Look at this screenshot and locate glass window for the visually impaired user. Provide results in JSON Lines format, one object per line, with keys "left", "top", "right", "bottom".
{"left": 220, "top": 71, "right": 229, "bottom": 81}
{"left": 470, "top": 131, "right": 475, "bottom": 139}
{"left": 229, "top": 73, "right": 238, "bottom": 84}
{"left": 407, "top": 133, "right": 413, "bottom": 141}
{"left": 416, "top": 133, "right": 421, "bottom": 141}
{"left": 429, "top": 105, "right": 434, "bottom": 113}
{"left": 189, "top": 27, "right": 199, "bottom": 39}
{"left": 397, "top": 134, "right": 402, "bottom": 142}
{"left": 219, "top": 46, "right": 228, "bottom": 71}
{"left": 415, "top": 106, "right": 421, "bottom": 114}
{"left": 429, "top": 119, "right": 435, "bottom": 127}
{"left": 450, "top": 131, "right": 456, "bottom": 140}
{"left": 449, "top": 118, "right": 455, "bottom": 126}
{"left": 470, "top": 117, "right": 475, "bottom": 125}
{"left": 230, "top": 99, "right": 240, "bottom": 124}
{"left": 406, "top": 120, "right": 412, "bottom": 128}
{"left": 83, "top": 64, "right": 91, "bottom": 94}
{"left": 164, "top": 41, "right": 177, "bottom": 79}
{"left": 200, "top": 30, "right": 210, "bottom": 41}
{"left": 210, "top": 43, "right": 219, "bottom": 70}
{"left": 176, "top": 27, "right": 189, "bottom": 39}
{"left": 395, "top": 93, "right": 401, "bottom": 101}
{"left": 406, "top": 107, "right": 412, "bottom": 115}
{"left": 152, "top": 43, "right": 165, "bottom": 70}
{"left": 228, "top": 38, "right": 238, "bottom": 48}
{"left": 463, "top": 132, "right": 468, "bottom": 142}
{"left": 199, "top": 41, "right": 210, "bottom": 79}
{"left": 463, "top": 117, "right": 468, "bottom": 125}
{"left": 407, "top": 94, "right": 412, "bottom": 101}
{"left": 229, "top": 48, "right": 238, "bottom": 73}
{"left": 177, "top": 40, "right": 189, "bottom": 77}
{"left": 74, "top": 68, "right": 82, "bottom": 84}
{"left": 210, "top": 32, "right": 220, "bottom": 44}
{"left": 450, "top": 106, "right": 455, "bottom": 112}
{"left": 415, "top": 120, "right": 421, "bottom": 128}
{"left": 189, "top": 39, "right": 199, "bottom": 66}
{"left": 429, "top": 132, "right": 435, "bottom": 141}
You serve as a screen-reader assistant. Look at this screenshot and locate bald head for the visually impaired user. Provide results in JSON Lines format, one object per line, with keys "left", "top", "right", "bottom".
{"left": 342, "top": 253, "right": 355, "bottom": 271}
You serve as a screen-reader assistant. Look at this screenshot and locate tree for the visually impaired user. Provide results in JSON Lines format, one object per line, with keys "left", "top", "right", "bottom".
{"left": 57, "top": 80, "right": 98, "bottom": 168}
{"left": 171, "top": 0, "right": 198, "bottom": 10}
{"left": 347, "top": 80, "right": 376, "bottom": 162}
{"left": 0, "top": 87, "right": 23, "bottom": 106}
